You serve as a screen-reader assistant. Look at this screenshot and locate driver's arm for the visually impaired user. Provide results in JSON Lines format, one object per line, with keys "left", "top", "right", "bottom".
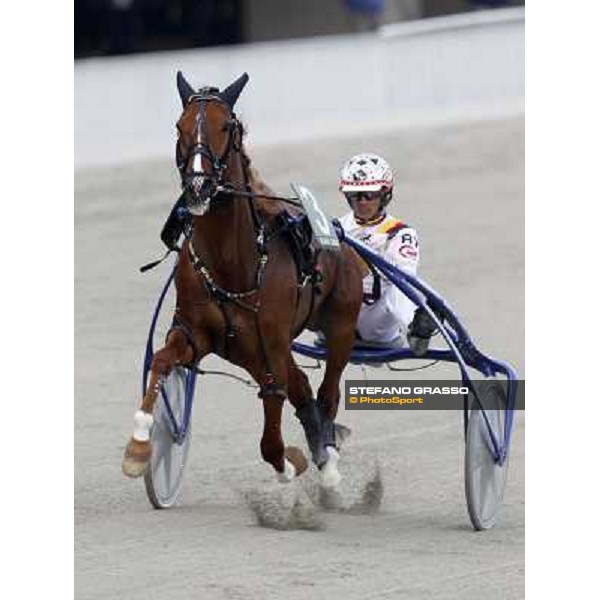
{"left": 385, "top": 227, "right": 420, "bottom": 332}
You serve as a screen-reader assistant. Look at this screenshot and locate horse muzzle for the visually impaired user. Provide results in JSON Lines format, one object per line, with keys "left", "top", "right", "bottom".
{"left": 184, "top": 176, "right": 216, "bottom": 216}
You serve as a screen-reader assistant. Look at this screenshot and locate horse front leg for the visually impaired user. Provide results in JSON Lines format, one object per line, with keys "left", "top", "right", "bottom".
{"left": 252, "top": 355, "right": 309, "bottom": 483}
{"left": 122, "top": 328, "right": 200, "bottom": 478}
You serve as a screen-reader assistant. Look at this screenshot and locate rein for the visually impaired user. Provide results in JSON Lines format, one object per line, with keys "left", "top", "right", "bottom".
{"left": 215, "top": 184, "right": 303, "bottom": 208}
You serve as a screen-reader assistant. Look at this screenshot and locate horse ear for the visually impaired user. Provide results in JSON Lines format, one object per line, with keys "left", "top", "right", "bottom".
{"left": 219, "top": 73, "right": 249, "bottom": 109}
{"left": 176, "top": 71, "right": 195, "bottom": 107}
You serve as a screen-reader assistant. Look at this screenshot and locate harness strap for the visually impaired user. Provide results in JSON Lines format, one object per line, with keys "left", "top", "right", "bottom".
{"left": 188, "top": 239, "right": 267, "bottom": 309}
{"left": 292, "top": 264, "right": 322, "bottom": 338}
{"left": 362, "top": 259, "right": 382, "bottom": 306}
{"left": 139, "top": 248, "right": 178, "bottom": 273}
{"left": 255, "top": 317, "right": 286, "bottom": 400}
{"left": 167, "top": 314, "right": 200, "bottom": 365}
{"left": 187, "top": 239, "right": 282, "bottom": 396}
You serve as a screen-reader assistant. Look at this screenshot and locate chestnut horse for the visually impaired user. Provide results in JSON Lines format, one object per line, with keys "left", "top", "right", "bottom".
{"left": 122, "top": 72, "right": 363, "bottom": 487}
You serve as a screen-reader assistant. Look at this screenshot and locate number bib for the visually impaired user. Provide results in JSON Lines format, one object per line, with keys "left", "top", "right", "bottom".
{"left": 291, "top": 183, "right": 340, "bottom": 251}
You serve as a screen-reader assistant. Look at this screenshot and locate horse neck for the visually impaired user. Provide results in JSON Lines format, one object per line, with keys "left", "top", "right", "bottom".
{"left": 191, "top": 162, "right": 258, "bottom": 291}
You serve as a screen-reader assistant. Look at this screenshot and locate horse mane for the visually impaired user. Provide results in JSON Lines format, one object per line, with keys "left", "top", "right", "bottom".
{"left": 238, "top": 121, "right": 284, "bottom": 217}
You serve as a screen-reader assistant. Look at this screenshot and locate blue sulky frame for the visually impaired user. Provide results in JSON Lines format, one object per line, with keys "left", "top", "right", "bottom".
{"left": 292, "top": 222, "right": 519, "bottom": 467}
{"left": 142, "top": 265, "right": 197, "bottom": 446}
{"left": 142, "top": 222, "right": 518, "bottom": 466}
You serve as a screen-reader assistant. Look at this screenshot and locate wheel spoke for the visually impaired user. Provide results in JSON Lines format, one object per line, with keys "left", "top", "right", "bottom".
{"left": 144, "top": 366, "right": 192, "bottom": 508}
{"left": 465, "top": 382, "right": 509, "bottom": 530}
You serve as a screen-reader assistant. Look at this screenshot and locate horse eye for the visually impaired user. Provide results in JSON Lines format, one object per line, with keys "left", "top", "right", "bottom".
{"left": 221, "top": 120, "right": 234, "bottom": 133}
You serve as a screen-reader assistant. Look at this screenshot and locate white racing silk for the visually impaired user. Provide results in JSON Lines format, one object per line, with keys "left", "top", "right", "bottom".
{"left": 338, "top": 211, "right": 420, "bottom": 344}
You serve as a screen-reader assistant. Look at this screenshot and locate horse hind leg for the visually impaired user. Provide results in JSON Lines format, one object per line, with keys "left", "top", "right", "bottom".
{"left": 287, "top": 322, "right": 355, "bottom": 487}
{"left": 287, "top": 357, "right": 330, "bottom": 469}
{"left": 315, "top": 292, "right": 360, "bottom": 487}
{"left": 122, "top": 327, "right": 202, "bottom": 478}
{"left": 313, "top": 383, "right": 352, "bottom": 488}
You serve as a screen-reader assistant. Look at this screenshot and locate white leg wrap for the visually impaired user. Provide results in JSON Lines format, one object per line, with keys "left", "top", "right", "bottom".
{"left": 132, "top": 410, "right": 154, "bottom": 442}
{"left": 276, "top": 458, "right": 297, "bottom": 483}
{"left": 320, "top": 446, "right": 341, "bottom": 488}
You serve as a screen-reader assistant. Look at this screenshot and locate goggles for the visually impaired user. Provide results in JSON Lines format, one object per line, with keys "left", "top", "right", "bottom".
{"left": 344, "top": 191, "right": 382, "bottom": 203}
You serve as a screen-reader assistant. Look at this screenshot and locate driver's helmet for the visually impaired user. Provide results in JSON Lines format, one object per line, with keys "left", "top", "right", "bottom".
{"left": 339, "top": 153, "right": 394, "bottom": 208}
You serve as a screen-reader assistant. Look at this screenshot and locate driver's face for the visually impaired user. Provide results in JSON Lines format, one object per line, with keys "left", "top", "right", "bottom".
{"left": 347, "top": 191, "right": 383, "bottom": 221}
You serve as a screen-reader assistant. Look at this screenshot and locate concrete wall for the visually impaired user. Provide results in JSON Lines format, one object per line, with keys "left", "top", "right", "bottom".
{"left": 75, "top": 7, "right": 523, "bottom": 168}
{"left": 243, "top": 0, "right": 425, "bottom": 41}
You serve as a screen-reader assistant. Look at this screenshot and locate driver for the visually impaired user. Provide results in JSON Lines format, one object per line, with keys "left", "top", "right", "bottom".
{"left": 338, "top": 153, "right": 436, "bottom": 354}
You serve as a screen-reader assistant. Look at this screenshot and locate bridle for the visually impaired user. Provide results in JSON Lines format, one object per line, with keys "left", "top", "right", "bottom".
{"left": 176, "top": 92, "right": 304, "bottom": 213}
{"left": 176, "top": 91, "right": 244, "bottom": 211}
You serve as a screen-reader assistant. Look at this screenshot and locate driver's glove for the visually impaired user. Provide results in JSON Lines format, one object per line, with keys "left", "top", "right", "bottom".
{"left": 408, "top": 306, "right": 440, "bottom": 357}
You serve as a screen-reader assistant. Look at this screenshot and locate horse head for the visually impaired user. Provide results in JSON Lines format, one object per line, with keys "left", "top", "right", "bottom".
{"left": 175, "top": 72, "right": 249, "bottom": 216}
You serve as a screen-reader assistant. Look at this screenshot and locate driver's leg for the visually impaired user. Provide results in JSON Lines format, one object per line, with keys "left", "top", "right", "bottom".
{"left": 356, "top": 289, "right": 407, "bottom": 345}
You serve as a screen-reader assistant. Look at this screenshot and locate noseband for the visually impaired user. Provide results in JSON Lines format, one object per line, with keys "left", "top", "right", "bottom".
{"left": 176, "top": 92, "right": 243, "bottom": 206}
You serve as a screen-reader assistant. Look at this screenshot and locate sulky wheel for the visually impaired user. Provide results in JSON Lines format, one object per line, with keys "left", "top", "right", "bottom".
{"left": 144, "top": 366, "right": 192, "bottom": 509}
{"left": 465, "top": 380, "right": 509, "bottom": 530}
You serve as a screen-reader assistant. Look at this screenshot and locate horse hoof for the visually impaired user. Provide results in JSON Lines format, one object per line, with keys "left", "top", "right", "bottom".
{"left": 284, "top": 446, "right": 308, "bottom": 476}
{"left": 276, "top": 458, "right": 297, "bottom": 484}
{"left": 122, "top": 439, "right": 151, "bottom": 478}
{"left": 320, "top": 447, "right": 341, "bottom": 488}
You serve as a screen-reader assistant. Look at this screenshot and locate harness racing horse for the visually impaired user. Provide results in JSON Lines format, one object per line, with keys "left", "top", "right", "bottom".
{"left": 122, "top": 72, "right": 364, "bottom": 487}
